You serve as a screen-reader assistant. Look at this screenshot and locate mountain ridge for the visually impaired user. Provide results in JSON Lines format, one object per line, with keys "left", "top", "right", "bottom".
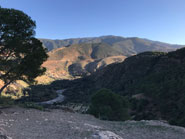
{"left": 40, "top": 35, "right": 184, "bottom": 52}
{"left": 40, "top": 35, "right": 184, "bottom": 79}
{"left": 40, "top": 35, "right": 185, "bottom": 46}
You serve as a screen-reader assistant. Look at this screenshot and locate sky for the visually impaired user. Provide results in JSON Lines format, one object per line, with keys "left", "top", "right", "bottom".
{"left": 0, "top": 0, "right": 185, "bottom": 44}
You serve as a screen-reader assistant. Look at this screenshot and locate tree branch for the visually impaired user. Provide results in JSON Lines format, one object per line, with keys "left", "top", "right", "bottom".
{"left": 0, "top": 80, "right": 14, "bottom": 95}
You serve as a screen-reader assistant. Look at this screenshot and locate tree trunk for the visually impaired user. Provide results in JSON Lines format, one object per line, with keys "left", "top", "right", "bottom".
{"left": 0, "top": 81, "right": 13, "bottom": 95}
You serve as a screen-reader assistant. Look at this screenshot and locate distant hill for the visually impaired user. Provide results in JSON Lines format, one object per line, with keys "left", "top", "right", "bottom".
{"left": 40, "top": 35, "right": 184, "bottom": 54}
{"left": 43, "top": 43, "right": 126, "bottom": 79}
{"left": 40, "top": 36, "right": 184, "bottom": 79}
{"left": 54, "top": 47, "right": 185, "bottom": 127}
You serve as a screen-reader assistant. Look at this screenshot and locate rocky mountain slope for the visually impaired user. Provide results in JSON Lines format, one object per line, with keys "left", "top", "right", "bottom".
{"left": 41, "top": 36, "right": 184, "bottom": 79}
{"left": 1, "top": 107, "right": 185, "bottom": 139}
{"left": 43, "top": 43, "right": 126, "bottom": 79}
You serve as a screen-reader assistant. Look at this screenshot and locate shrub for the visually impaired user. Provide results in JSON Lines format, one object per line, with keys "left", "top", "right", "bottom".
{"left": 0, "top": 96, "right": 15, "bottom": 107}
{"left": 19, "top": 102, "right": 44, "bottom": 111}
{"left": 88, "top": 88, "right": 130, "bottom": 121}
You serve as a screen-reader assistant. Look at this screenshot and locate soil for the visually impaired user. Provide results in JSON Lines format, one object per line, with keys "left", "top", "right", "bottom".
{"left": 0, "top": 107, "right": 185, "bottom": 139}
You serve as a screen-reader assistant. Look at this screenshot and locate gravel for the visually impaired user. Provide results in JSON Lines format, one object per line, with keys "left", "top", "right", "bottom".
{"left": 0, "top": 107, "right": 184, "bottom": 139}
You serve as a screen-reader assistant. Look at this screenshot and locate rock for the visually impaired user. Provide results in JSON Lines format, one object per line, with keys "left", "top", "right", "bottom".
{"left": 97, "top": 131, "right": 123, "bottom": 139}
{"left": 0, "top": 128, "right": 12, "bottom": 139}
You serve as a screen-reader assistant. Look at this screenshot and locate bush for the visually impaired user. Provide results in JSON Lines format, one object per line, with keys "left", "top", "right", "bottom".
{"left": 88, "top": 88, "right": 130, "bottom": 121}
{"left": 0, "top": 96, "right": 15, "bottom": 107}
{"left": 19, "top": 102, "right": 44, "bottom": 111}
{"left": 21, "top": 85, "right": 57, "bottom": 102}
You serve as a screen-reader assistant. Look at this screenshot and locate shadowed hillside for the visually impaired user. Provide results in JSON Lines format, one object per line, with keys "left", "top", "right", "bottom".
{"left": 47, "top": 47, "right": 185, "bottom": 127}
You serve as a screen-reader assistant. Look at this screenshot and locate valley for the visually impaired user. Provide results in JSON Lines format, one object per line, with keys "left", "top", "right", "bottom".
{"left": 4, "top": 35, "right": 181, "bottom": 97}
{"left": 24, "top": 44, "right": 185, "bottom": 128}
{"left": 1, "top": 2, "right": 185, "bottom": 138}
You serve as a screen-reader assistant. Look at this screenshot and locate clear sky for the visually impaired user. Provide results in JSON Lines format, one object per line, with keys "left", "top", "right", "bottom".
{"left": 0, "top": 0, "right": 185, "bottom": 44}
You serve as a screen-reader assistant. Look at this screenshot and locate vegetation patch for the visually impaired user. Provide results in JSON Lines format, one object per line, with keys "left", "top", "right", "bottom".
{"left": 0, "top": 96, "right": 15, "bottom": 107}
{"left": 88, "top": 89, "right": 130, "bottom": 121}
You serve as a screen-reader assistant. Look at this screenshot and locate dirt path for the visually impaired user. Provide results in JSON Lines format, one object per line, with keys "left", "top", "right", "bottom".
{"left": 38, "top": 89, "right": 65, "bottom": 105}
{"left": 0, "top": 107, "right": 185, "bottom": 139}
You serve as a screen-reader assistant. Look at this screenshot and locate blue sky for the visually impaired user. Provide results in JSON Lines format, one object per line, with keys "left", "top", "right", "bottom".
{"left": 0, "top": 0, "right": 185, "bottom": 44}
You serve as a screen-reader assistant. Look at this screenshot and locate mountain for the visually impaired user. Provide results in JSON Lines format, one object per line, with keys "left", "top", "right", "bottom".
{"left": 48, "top": 47, "right": 185, "bottom": 127}
{"left": 40, "top": 36, "right": 184, "bottom": 79}
{"left": 40, "top": 36, "right": 184, "bottom": 54}
{"left": 43, "top": 43, "right": 126, "bottom": 79}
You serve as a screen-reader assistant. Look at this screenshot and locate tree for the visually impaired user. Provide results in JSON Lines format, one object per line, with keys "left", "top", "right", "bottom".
{"left": 88, "top": 88, "right": 130, "bottom": 121}
{"left": 0, "top": 7, "right": 48, "bottom": 94}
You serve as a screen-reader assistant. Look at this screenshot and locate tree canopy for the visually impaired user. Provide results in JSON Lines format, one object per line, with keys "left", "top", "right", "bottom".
{"left": 0, "top": 7, "right": 48, "bottom": 94}
{"left": 88, "top": 89, "right": 130, "bottom": 121}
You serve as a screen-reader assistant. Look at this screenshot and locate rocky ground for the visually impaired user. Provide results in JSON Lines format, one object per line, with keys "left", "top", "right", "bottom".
{"left": 0, "top": 107, "right": 185, "bottom": 139}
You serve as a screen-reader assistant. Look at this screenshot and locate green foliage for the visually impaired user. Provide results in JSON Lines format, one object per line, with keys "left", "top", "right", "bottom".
{"left": 0, "top": 7, "right": 48, "bottom": 93}
{"left": 0, "top": 96, "right": 15, "bottom": 107}
{"left": 20, "top": 84, "right": 57, "bottom": 102}
{"left": 0, "top": 96, "right": 44, "bottom": 110}
{"left": 19, "top": 102, "right": 44, "bottom": 111}
{"left": 88, "top": 89, "right": 130, "bottom": 121}
{"left": 0, "top": 96, "right": 45, "bottom": 110}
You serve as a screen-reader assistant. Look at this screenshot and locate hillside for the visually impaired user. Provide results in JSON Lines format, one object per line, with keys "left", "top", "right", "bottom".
{"left": 45, "top": 47, "right": 185, "bottom": 127}
{"left": 43, "top": 43, "right": 126, "bottom": 79}
{"left": 41, "top": 36, "right": 184, "bottom": 79}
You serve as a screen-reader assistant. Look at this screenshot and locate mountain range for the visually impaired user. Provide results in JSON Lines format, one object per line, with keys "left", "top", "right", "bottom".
{"left": 40, "top": 36, "right": 184, "bottom": 79}
{"left": 40, "top": 35, "right": 183, "bottom": 53}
